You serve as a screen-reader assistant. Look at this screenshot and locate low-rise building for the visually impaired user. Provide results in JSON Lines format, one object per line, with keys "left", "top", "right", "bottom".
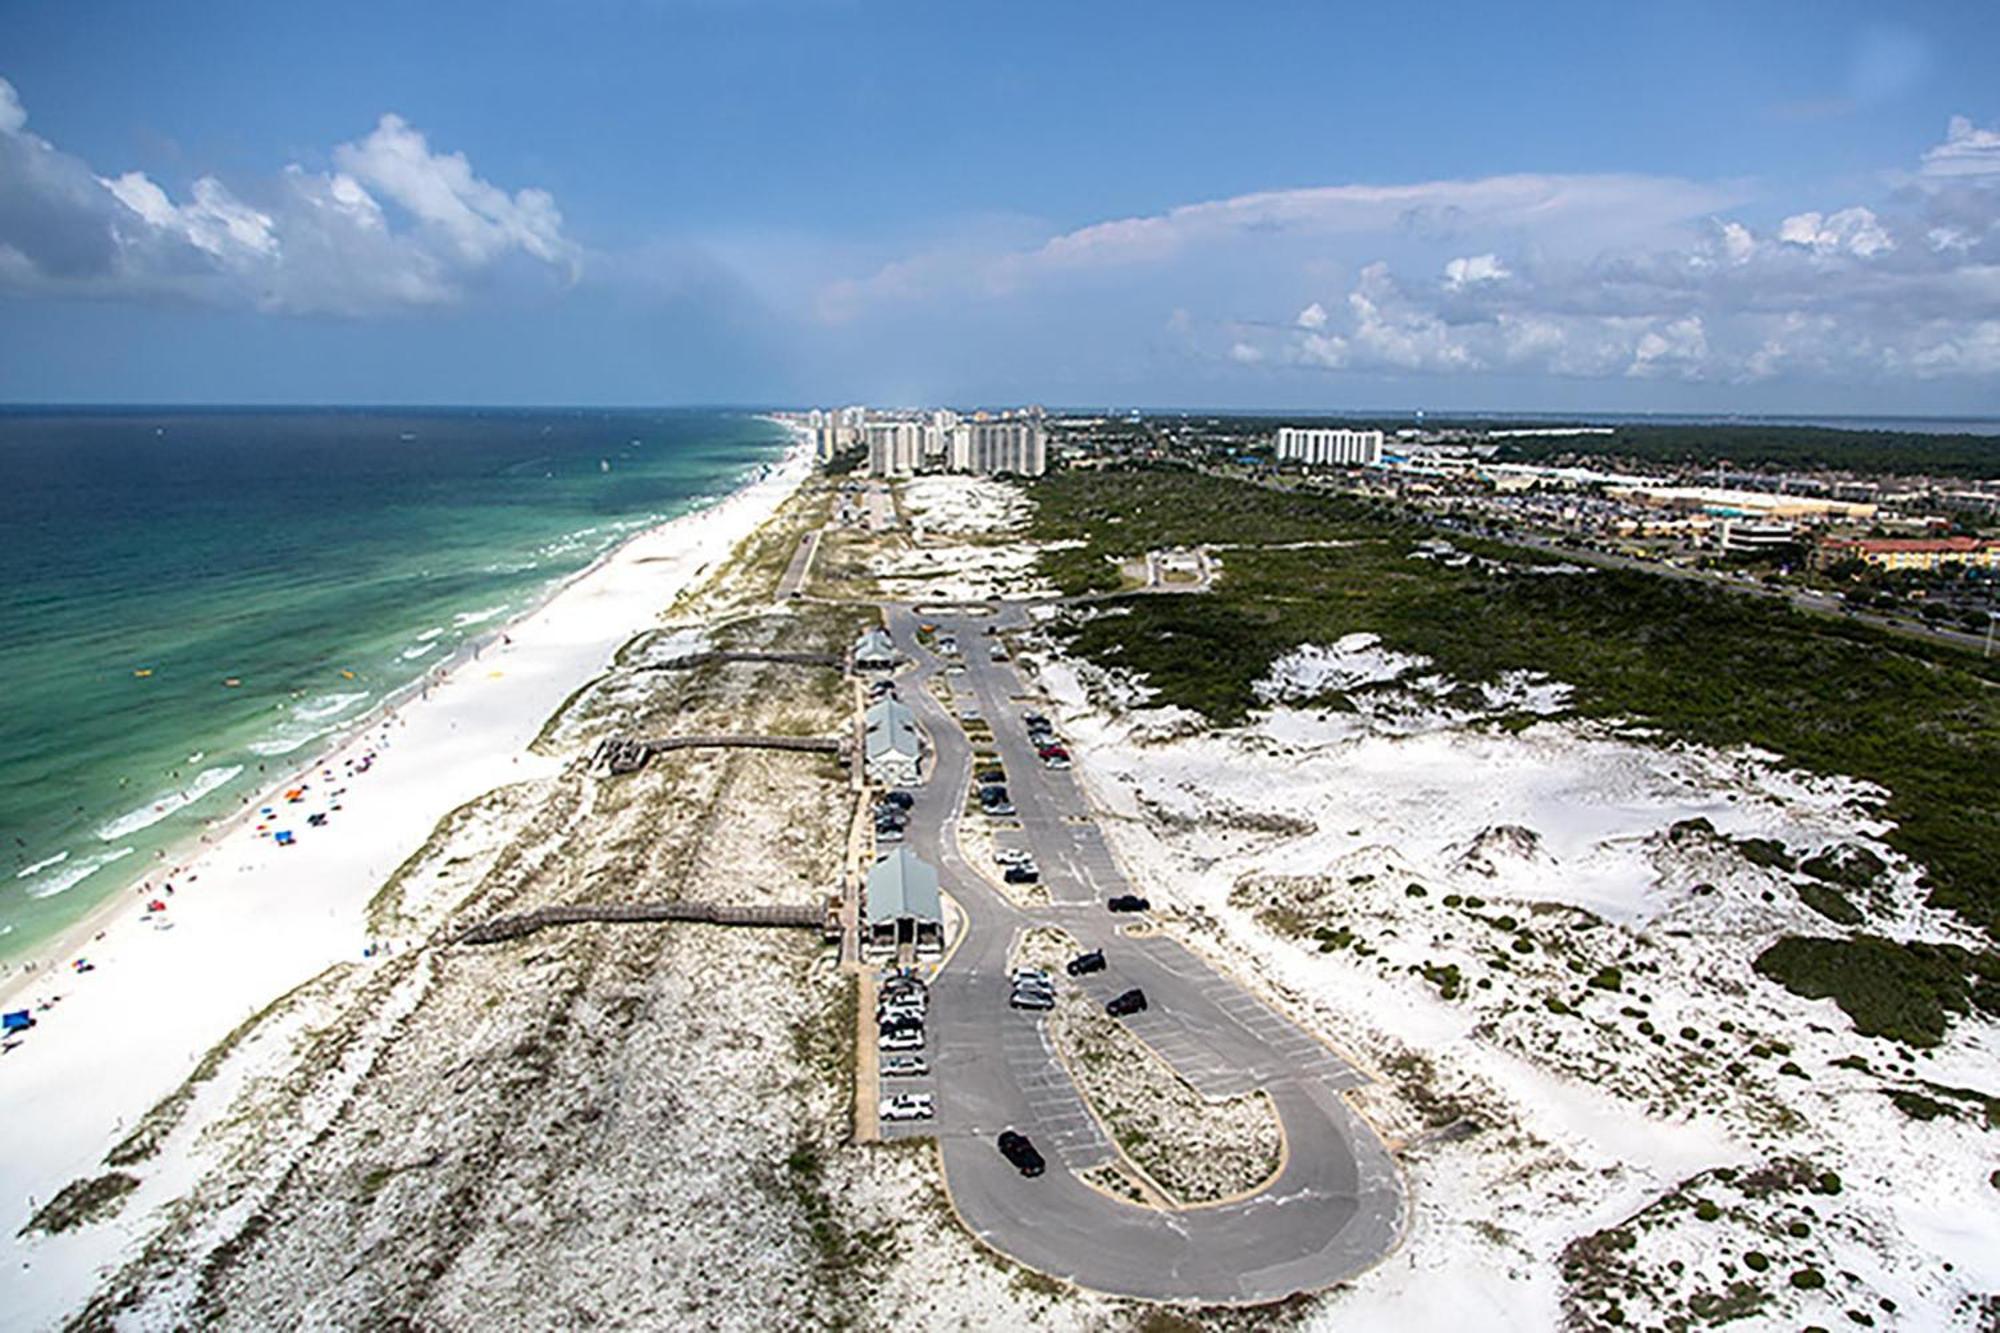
{"left": 864, "top": 697, "right": 923, "bottom": 785}
{"left": 853, "top": 627, "right": 900, "bottom": 672}
{"left": 1717, "top": 519, "right": 1800, "bottom": 556}
{"left": 1815, "top": 535, "right": 2000, "bottom": 572}
{"left": 862, "top": 847, "right": 943, "bottom": 957}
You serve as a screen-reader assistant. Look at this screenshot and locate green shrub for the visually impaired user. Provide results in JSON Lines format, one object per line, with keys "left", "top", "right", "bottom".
{"left": 1754, "top": 935, "right": 2000, "bottom": 1047}
{"left": 1798, "top": 883, "right": 1864, "bottom": 926}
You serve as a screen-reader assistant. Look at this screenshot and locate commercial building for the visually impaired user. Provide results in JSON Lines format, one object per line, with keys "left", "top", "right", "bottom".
{"left": 1814, "top": 536, "right": 2000, "bottom": 572}
{"left": 862, "top": 847, "right": 943, "bottom": 958}
{"left": 863, "top": 697, "right": 923, "bottom": 786}
{"left": 1276, "top": 427, "right": 1385, "bottom": 468}
{"left": 1603, "top": 484, "right": 1877, "bottom": 523}
{"left": 1717, "top": 520, "right": 1801, "bottom": 556}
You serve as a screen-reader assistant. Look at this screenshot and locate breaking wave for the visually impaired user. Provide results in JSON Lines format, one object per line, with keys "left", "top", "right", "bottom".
{"left": 27, "top": 846, "right": 135, "bottom": 899}
{"left": 16, "top": 851, "right": 69, "bottom": 880}
{"left": 96, "top": 765, "right": 245, "bottom": 840}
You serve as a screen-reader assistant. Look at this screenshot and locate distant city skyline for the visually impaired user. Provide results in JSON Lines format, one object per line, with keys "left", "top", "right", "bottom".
{"left": 2, "top": 1, "right": 1998, "bottom": 413}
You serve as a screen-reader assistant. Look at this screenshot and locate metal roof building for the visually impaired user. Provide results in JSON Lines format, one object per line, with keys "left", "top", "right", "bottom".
{"left": 863, "top": 847, "right": 943, "bottom": 956}
{"left": 853, "top": 626, "right": 900, "bottom": 671}
{"left": 864, "top": 696, "right": 922, "bottom": 785}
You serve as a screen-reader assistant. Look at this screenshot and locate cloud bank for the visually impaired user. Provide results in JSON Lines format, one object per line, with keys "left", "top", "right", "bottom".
{"left": 0, "top": 78, "right": 577, "bottom": 315}
{"left": 815, "top": 116, "right": 2000, "bottom": 389}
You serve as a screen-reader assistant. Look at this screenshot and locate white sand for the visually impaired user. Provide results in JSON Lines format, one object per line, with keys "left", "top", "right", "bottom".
{"left": 0, "top": 440, "right": 810, "bottom": 1276}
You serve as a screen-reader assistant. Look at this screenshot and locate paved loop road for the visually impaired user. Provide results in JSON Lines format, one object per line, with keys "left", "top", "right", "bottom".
{"left": 878, "top": 605, "right": 1405, "bottom": 1303}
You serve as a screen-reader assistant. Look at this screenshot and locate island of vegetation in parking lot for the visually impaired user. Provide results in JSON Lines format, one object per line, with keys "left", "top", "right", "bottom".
{"left": 1028, "top": 465, "right": 2000, "bottom": 1046}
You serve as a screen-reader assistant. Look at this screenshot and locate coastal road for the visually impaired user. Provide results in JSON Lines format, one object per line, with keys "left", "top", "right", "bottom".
{"left": 875, "top": 604, "right": 1404, "bottom": 1303}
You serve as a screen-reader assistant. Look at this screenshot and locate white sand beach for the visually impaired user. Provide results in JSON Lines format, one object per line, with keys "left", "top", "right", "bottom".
{"left": 0, "top": 439, "right": 810, "bottom": 1308}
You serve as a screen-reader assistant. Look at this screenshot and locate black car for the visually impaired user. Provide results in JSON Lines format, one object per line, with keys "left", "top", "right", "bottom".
{"left": 1066, "top": 949, "right": 1106, "bottom": 977}
{"left": 979, "top": 784, "right": 1010, "bottom": 803}
{"left": 997, "top": 1130, "right": 1046, "bottom": 1178}
{"left": 1004, "top": 864, "right": 1040, "bottom": 884}
{"left": 1022, "top": 713, "right": 1049, "bottom": 728}
{"left": 1106, "top": 988, "right": 1148, "bottom": 1017}
{"left": 1106, "top": 894, "right": 1151, "bottom": 913}
{"left": 881, "top": 790, "right": 915, "bottom": 809}
{"left": 976, "top": 768, "right": 1006, "bottom": 785}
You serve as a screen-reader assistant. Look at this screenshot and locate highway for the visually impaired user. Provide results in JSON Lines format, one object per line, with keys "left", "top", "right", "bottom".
{"left": 874, "top": 604, "right": 1404, "bottom": 1303}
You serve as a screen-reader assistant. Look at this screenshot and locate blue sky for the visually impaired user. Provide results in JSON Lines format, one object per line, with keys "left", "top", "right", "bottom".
{"left": 2, "top": 0, "right": 1998, "bottom": 412}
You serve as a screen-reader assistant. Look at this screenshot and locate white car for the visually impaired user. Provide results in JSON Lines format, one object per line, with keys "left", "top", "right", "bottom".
{"left": 879, "top": 1028, "right": 924, "bottom": 1052}
{"left": 1010, "top": 968, "right": 1052, "bottom": 986}
{"left": 993, "top": 848, "right": 1032, "bottom": 866}
{"left": 882, "top": 1093, "right": 935, "bottom": 1122}
{"left": 880, "top": 1004, "right": 926, "bottom": 1026}
{"left": 882, "top": 1055, "right": 929, "bottom": 1078}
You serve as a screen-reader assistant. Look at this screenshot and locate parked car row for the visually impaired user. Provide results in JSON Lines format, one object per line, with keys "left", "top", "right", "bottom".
{"left": 1023, "top": 712, "right": 1070, "bottom": 769}
{"left": 873, "top": 788, "right": 913, "bottom": 843}
{"left": 878, "top": 971, "right": 927, "bottom": 1056}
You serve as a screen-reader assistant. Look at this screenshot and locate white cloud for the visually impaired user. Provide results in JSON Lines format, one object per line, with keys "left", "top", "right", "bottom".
{"left": 1628, "top": 315, "right": 1709, "bottom": 379}
{"left": 1920, "top": 115, "right": 2000, "bottom": 179}
{"left": 1227, "top": 341, "right": 1264, "bottom": 364}
{"left": 1777, "top": 207, "right": 1895, "bottom": 257}
{"left": 333, "top": 115, "right": 573, "bottom": 271}
{"left": 0, "top": 76, "right": 25, "bottom": 135}
{"left": 0, "top": 82, "right": 576, "bottom": 315}
{"left": 820, "top": 172, "right": 1739, "bottom": 321}
{"left": 1717, "top": 220, "right": 1756, "bottom": 264}
{"left": 1295, "top": 300, "right": 1328, "bottom": 330}
{"left": 1442, "top": 252, "right": 1509, "bottom": 288}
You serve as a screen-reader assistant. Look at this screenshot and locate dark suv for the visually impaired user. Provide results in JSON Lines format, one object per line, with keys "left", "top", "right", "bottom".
{"left": 1106, "top": 894, "right": 1150, "bottom": 913}
{"left": 1066, "top": 949, "right": 1106, "bottom": 977}
{"left": 1106, "top": 988, "right": 1148, "bottom": 1017}
{"left": 997, "top": 1130, "right": 1046, "bottom": 1177}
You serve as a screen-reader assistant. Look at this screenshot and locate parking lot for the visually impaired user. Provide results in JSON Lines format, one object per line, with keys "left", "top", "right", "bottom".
{"left": 849, "top": 603, "right": 1404, "bottom": 1301}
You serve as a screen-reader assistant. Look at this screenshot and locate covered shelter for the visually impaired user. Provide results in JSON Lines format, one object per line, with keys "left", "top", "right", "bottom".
{"left": 864, "top": 697, "right": 923, "bottom": 786}
{"left": 863, "top": 847, "right": 944, "bottom": 957}
{"left": 853, "top": 626, "right": 900, "bottom": 672}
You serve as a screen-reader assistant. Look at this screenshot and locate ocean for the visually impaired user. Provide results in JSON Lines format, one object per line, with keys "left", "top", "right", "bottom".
{"left": 0, "top": 407, "right": 790, "bottom": 968}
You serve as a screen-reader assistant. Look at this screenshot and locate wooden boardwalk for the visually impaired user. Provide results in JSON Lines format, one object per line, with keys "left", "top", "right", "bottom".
{"left": 593, "top": 733, "right": 846, "bottom": 775}
{"left": 458, "top": 899, "right": 834, "bottom": 945}
{"left": 635, "top": 649, "right": 841, "bottom": 672}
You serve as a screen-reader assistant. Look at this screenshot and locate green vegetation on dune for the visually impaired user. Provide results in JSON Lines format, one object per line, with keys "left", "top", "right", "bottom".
{"left": 1029, "top": 466, "right": 2000, "bottom": 1039}
{"left": 1753, "top": 936, "right": 2000, "bottom": 1048}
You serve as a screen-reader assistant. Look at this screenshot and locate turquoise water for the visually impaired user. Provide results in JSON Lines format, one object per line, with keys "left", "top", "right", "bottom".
{"left": 0, "top": 407, "right": 789, "bottom": 966}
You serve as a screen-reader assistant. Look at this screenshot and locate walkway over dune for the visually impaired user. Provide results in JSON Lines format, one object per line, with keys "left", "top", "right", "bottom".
{"left": 634, "top": 650, "right": 841, "bottom": 672}
{"left": 458, "top": 899, "right": 834, "bottom": 945}
{"left": 592, "top": 733, "right": 847, "bottom": 775}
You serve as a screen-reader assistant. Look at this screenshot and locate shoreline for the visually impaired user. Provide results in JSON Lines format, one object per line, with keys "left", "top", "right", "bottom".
{"left": 0, "top": 435, "right": 799, "bottom": 998}
{"left": 0, "top": 430, "right": 812, "bottom": 1251}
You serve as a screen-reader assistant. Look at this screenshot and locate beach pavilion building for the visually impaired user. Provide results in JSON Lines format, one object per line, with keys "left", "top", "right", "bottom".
{"left": 864, "top": 697, "right": 923, "bottom": 786}
{"left": 863, "top": 847, "right": 944, "bottom": 958}
{"left": 853, "top": 626, "right": 900, "bottom": 672}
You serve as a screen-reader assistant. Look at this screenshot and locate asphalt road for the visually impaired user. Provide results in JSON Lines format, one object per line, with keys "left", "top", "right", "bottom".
{"left": 1489, "top": 528, "right": 1996, "bottom": 657}
{"left": 873, "top": 604, "right": 1405, "bottom": 1303}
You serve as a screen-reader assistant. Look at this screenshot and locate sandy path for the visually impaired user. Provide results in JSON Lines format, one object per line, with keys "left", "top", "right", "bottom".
{"left": 0, "top": 440, "right": 810, "bottom": 1260}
